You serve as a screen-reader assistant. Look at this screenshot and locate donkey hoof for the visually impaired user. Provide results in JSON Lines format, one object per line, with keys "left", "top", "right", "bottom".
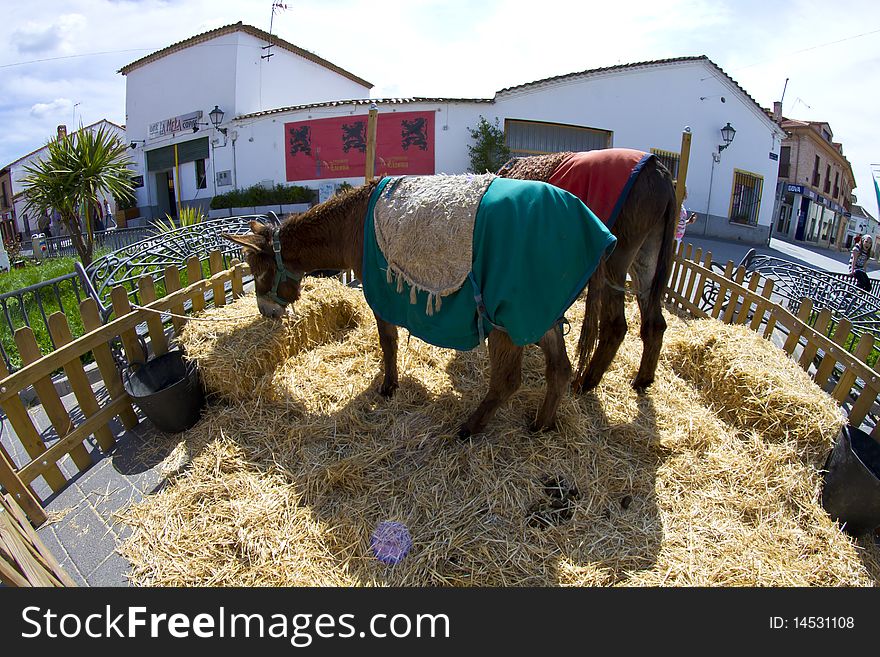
{"left": 456, "top": 427, "right": 472, "bottom": 440}
{"left": 631, "top": 377, "right": 653, "bottom": 394}
{"left": 378, "top": 382, "right": 398, "bottom": 398}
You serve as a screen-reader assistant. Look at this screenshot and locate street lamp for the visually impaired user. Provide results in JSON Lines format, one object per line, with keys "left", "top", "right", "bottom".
{"left": 718, "top": 122, "right": 736, "bottom": 153}
{"left": 209, "top": 105, "right": 227, "bottom": 135}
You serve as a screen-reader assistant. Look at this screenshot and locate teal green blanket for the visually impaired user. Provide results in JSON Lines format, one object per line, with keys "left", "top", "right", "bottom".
{"left": 362, "top": 176, "right": 616, "bottom": 350}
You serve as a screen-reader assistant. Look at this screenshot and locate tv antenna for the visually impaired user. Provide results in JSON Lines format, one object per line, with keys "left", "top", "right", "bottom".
{"left": 262, "top": 2, "right": 289, "bottom": 61}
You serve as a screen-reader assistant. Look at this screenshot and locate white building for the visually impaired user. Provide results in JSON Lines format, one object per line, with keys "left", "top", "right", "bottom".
{"left": 122, "top": 22, "right": 785, "bottom": 245}
{"left": 3, "top": 120, "right": 125, "bottom": 239}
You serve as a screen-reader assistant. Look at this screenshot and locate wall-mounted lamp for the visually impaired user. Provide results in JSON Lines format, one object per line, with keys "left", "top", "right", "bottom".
{"left": 718, "top": 122, "right": 736, "bottom": 153}
{"left": 129, "top": 140, "right": 145, "bottom": 149}
{"left": 209, "top": 105, "right": 227, "bottom": 135}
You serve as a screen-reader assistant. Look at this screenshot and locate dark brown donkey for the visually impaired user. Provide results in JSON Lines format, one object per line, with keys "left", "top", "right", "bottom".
{"left": 224, "top": 177, "right": 611, "bottom": 438}
{"left": 497, "top": 149, "right": 677, "bottom": 393}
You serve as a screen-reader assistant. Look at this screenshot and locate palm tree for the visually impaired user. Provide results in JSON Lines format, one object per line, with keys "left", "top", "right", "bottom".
{"left": 21, "top": 124, "right": 135, "bottom": 266}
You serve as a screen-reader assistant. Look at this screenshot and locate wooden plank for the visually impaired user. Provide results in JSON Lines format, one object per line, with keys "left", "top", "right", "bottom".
{"left": 681, "top": 247, "right": 701, "bottom": 308}
{"left": 849, "top": 382, "right": 878, "bottom": 428}
{"left": 17, "top": 397, "right": 127, "bottom": 485}
{"left": 1, "top": 494, "right": 75, "bottom": 585}
{"left": 0, "top": 359, "right": 66, "bottom": 495}
{"left": 187, "top": 256, "right": 205, "bottom": 314}
{"left": 209, "top": 251, "right": 226, "bottom": 308}
{"left": 0, "top": 448, "right": 46, "bottom": 526}
{"left": 47, "top": 313, "right": 116, "bottom": 452}
{"left": 832, "top": 334, "right": 875, "bottom": 403}
{"left": 813, "top": 318, "right": 853, "bottom": 388}
{"left": 798, "top": 308, "right": 832, "bottom": 371}
{"left": 752, "top": 278, "right": 774, "bottom": 333}
{"left": 782, "top": 299, "right": 813, "bottom": 355}
{"left": 80, "top": 298, "right": 138, "bottom": 430}
{"left": 163, "top": 265, "right": 186, "bottom": 335}
{"left": 231, "top": 259, "right": 244, "bottom": 299}
{"left": 712, "top": 261, "right": 735, "bottom": 320}
{"left": 137, "top": 276, "right": 169, "bottom": 357}
{"left": 14, "top": 328, "right": 92, "bottom": 474}
{"left": 734, "top": 273, "right": 761, "bottom": 325}
{"left": 0, "top": 512, "right": 56, "bottom": 586}
{"left": 0, "top": 547, "right": 32, "bottom": 587}
{"left": 0, "top": 264, "right": 247, "bottom": 403}
{"left": 112, "top": 286, "right": 146, "bottom": 367}
{"left": 0, "top": 504, "right": 63, "bottom": 586}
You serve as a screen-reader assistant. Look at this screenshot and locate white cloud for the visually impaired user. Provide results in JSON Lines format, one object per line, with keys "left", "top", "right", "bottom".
{"left": 30, "top": 98, "right": 74, "bottom": 118}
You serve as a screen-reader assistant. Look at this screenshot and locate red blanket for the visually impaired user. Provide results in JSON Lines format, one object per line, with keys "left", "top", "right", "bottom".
{"left": 547, "top": 148, "right": 653, "bottom": 228}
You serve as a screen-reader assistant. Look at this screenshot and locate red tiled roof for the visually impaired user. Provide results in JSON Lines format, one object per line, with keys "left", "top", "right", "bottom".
{"left": 237, "top": 96, "right": 493, "bottom": 120}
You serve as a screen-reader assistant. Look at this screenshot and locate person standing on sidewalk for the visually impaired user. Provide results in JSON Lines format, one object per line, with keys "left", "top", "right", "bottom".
{"left": 849, "top": 234, "right": 873, "bottom": 291}
{"left": 675, "top": 187, "right": 698, "bottom": 253}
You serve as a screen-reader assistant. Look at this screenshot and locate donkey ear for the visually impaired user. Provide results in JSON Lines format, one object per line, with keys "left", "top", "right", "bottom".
{"left": 222, "top": 233, "right": 265, "bottom": 253}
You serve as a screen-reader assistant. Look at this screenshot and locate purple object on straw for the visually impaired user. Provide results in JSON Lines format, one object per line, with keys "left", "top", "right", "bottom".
{"left": 371, "top": 521, "right": 412, "bottom": 564}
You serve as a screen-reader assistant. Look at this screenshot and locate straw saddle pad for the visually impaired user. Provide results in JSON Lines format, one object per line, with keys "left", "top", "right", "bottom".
{"left": 373, "top": 173, "right": 495, "bottom": 316}
{"left": 362, "top": 175, "right": 617, "bottom": 351}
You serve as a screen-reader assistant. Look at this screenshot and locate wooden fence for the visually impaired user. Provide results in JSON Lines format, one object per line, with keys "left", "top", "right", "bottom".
{"left": 1, "top": 245, "right": 879, "bottom": 584}
{"left": 666, "top": 243, "right": 879, "bottom": 437}
{"left": 0, "top": 252, "right": 247, "bottom": 529}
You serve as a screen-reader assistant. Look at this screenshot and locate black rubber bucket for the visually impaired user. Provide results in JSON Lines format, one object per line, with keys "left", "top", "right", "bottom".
{"left": 821, "top": 424, "right": 880, "bottom": 535}
{"left": 123, "top": 350, "right": 205, "bottom": 434}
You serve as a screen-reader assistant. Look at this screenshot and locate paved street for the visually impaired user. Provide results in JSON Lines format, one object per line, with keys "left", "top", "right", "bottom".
{"left": 682, "top": 233, "right": 879, "bottom": 279}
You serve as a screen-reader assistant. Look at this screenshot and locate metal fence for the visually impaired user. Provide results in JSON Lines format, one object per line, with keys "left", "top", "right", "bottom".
{"left": 0, "top": 271, "right": 87, "bottom": 371}
{"left": 29, "top": 227, "right": 155, "bottom": 259}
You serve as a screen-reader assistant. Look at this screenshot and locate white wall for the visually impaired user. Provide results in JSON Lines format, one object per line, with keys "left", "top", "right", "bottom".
{"left": 125, "top": 28, "right": 372, "bottom": 214}
{"left": 126, "top": 51, "right": 784, "bottom": 246}
{"left": 492, "top": 60, "right": 784, "bottom": 242}
{"left": 233, "top": 32, "right": 370, "bottom": 117}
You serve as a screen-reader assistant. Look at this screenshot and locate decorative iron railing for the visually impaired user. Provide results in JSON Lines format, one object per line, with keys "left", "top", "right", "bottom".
{"left": 0, "top": 272, "right": 86, "bottom": 371}
{"left": 75, "top": 214, "right": 278, "bottom": 320}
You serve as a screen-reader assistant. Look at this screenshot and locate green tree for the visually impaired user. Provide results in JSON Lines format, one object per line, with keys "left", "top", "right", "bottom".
{"left": 21, "top": 124, "right": 135, "bottom": 266}
{"left": 467, "top": 116, "right": 511, "bottom": 174}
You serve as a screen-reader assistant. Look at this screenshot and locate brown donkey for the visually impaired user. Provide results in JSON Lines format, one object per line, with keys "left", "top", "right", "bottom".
{"left": 225, "top": 175, "right": 616, "bottom": 437}
{"left": 498, "top": 149, "right": 677, "bottom": 393}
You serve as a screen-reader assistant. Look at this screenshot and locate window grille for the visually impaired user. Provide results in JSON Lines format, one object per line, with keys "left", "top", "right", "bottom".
{"left": 729, "top": 169, "right": 763, "bottom": 226}
{"left": 650, "top": 148, "right": 680, "bottom": 181}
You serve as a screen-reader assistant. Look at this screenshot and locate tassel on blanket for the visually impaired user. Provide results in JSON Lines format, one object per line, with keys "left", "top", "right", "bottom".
{"left": 410, "top": 285, "right": 418, "bottom": 305}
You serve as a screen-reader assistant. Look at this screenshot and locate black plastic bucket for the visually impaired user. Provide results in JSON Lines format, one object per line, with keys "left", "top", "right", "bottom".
{"left": 821, "top": 424, "right": 880, "bottom": 535}
{"left": 123, "top": 350, "right": 205, "bottom": 434}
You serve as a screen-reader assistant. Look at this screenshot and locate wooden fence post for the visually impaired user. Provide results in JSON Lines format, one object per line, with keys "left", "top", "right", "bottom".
{"left": 13, "top": 328, "right": 92, "bottom": 473}
{"left": 47, "top": 312, "right": 116, "bottom": 452}
{"left": 80, "top": 298, "right": 138, "bottom": 430}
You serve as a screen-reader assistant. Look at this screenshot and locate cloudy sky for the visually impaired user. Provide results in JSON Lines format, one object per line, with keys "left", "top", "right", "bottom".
{"left": 2, "top": 0, "right": 879, "bottom": 217}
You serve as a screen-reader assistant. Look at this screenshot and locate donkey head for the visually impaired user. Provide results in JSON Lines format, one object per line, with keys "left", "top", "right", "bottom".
{"left": 223, "top": 220, "right": 304, "bottom": 319}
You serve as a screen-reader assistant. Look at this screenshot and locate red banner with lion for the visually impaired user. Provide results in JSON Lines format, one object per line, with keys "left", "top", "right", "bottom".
{"left": 284, "top": 111, "right": 435, "bottom": 181}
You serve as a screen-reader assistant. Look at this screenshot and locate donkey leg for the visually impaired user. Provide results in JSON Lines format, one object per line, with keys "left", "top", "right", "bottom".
{"left": 458, "top": 330, "right": 523, "bottom": 439}
{"left": 577, "top": 285, "right": 627, "bottom": 393}
{"left": 532, "top": 324, "right": 572, "bottom": 432}
{"left": 373, "top": 314, "right": 399, "bottom": 397}
{"left": 630, "top": 241, "right": 667, "bottom": 392}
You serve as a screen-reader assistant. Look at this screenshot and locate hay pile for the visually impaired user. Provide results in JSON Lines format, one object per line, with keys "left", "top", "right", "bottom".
{"left": 178, "top": 278, "right": 366, "bottom": 400}
{"left": 120, "top": 280, "right": 880, "bottom": 586}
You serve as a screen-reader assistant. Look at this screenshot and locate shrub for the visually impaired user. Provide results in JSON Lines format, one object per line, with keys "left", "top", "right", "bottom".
{"left": 210, "top": 184, "right": 316, "bottom": 210}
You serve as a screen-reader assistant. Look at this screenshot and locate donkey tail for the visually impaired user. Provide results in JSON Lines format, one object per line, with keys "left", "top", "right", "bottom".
{"left": 647, "top": 191, "right": 678, "bottom": 323}
{"left": 572, "top": 258, "right": 606, "bottom": 393}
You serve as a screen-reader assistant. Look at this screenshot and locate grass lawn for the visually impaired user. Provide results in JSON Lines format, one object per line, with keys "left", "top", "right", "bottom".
{"left": 0, "top": 252, "right": 220, "bottom": 372}
{"left": 0, "top": 257, "right": 86, "bottom": 371}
